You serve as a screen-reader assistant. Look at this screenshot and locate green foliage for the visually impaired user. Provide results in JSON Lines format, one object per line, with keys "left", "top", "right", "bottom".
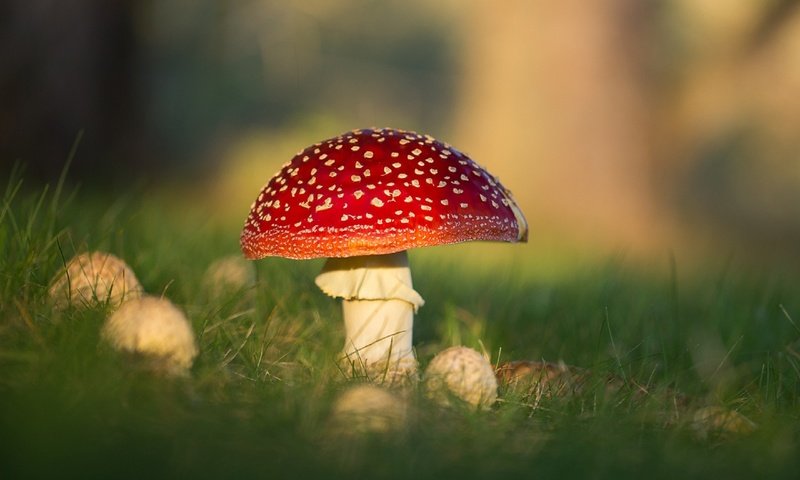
{"left": 1, "top": 182, "right": 800, "bottom": 479}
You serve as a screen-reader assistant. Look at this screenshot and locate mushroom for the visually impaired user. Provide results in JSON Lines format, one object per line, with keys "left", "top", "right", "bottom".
{"left": 329, "top": 384, "right": 408, "bottom": 436}
{"left": 102, "top": 296, "right": 199, "bottom": 376}
{"left": 49, "top": 251, "right": 143, "bottom": 310}
{"left": 691, "top": 406, "right": 757, "bottom": 439}
{"left": 424, "top": 346, "right": 498, "bottom": 409}
{"left": 240, "top": 128, "right": 527, "bottom": 382}
{"left": 202, "top": 254, "right": 257, "bottom": 298}
{"left": 496, "top": 360, "right": 590, "bottom": 407}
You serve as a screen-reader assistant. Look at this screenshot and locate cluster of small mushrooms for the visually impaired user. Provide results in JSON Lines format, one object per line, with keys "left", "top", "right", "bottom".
{"left": 241, "top": 127, "right": 755, "bottom": 435}
{"left": 49, "top": 252, "right": 258, "bottom": 376}
{"left": 48, "top": 127, "right": 753, "bottom": 437}
{"left": 49, "top": 251, "right": 200, "bottom": 375}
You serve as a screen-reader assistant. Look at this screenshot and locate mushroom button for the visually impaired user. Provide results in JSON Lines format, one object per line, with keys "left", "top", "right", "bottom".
{"left": 240, "top": 128, "right": 528, "bottom": 383}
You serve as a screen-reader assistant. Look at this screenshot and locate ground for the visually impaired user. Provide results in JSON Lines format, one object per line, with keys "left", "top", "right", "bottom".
{"left": 1, "top": 173, "right": 799, "bottom": 479}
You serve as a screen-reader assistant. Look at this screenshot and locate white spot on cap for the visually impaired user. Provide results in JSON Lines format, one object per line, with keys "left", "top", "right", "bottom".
{"left": 354, "top": 190, "right": 365, "bottom": 199}
{"left": 316, "top": 198, "right": 333, "bottom": 212}
{"left": 440, "top": 199, "right": 449, "bottom": 206}
{"left": 371, "top": 198, "right": 385, "bottom": 207}
{"left": 351, "top": 175, "right": 361, "bottom": 182}
{"left": 383, "top": 166, "right": 392, "bottom": 175}
{"left": 364, "top": 151, "right": 374, "bottom": 158}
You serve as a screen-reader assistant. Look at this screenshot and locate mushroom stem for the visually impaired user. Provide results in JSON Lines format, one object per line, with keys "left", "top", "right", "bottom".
{"left": 315, "top": 251, "right": 424, "bottom": 379}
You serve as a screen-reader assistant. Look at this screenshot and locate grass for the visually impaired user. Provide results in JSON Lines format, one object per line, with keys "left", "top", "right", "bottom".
{"left": 2, "top": 169, "right": 800, "bottom": 479}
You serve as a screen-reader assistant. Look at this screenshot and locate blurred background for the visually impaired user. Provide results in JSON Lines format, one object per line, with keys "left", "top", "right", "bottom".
{"left": 2, "top": 0, "right": 799, "bottom": 265}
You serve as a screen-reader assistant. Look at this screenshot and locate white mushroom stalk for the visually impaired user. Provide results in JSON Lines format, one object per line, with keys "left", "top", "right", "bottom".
{"left": 315, "top": 251, "right": 423, "bottom": 378}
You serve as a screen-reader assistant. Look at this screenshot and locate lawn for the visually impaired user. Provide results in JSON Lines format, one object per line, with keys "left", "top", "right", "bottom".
{"left": 2, "top": 168, "right": 799, "bottom": 479}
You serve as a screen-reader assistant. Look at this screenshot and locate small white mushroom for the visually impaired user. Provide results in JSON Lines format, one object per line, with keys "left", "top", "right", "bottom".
{"left": 49, "top": 251, "right": 143, "bottom": 310}
{"left": 329, "top": 384, "right": 408, "bottom": 436}
{"left": 202, "top": 254, "right": 256, "bottom": 297}
{"left": 102, "top": 296, "right": 198, "bottom": 376}
{"left": 424, "top": 346, "right": 498, "bottom": 409}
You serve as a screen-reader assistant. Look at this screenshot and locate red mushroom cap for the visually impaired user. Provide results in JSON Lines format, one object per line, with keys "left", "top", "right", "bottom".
{"left": 241, "top": 128, "right": 528, "bottom": 260}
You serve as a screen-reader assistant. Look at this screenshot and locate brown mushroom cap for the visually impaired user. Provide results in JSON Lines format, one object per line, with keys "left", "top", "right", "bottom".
{"left": 241, "top": 128, "right": 528, "bottom": 260}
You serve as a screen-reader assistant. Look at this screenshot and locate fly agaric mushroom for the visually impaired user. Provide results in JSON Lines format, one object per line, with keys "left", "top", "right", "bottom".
{"left": 241, "top": 128, "right": 527, "bottom": 382}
